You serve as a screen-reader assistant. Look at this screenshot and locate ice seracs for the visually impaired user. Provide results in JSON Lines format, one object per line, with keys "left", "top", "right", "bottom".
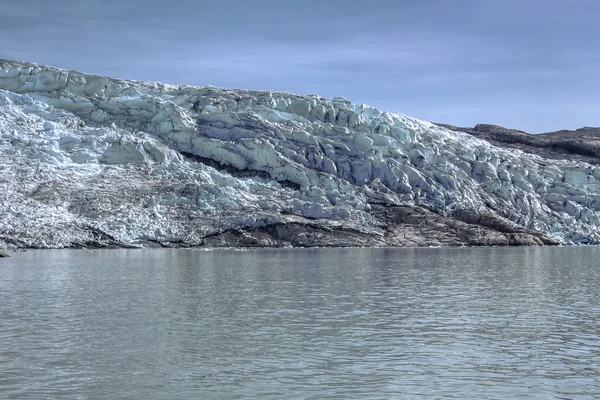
{"left": 0, "top": 59, "right": 599, "bottom": 248}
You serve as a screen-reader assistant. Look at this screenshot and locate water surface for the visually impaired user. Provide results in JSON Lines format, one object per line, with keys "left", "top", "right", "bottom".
{"left": 1, "top": 247, "right": 599, "bottom": 399}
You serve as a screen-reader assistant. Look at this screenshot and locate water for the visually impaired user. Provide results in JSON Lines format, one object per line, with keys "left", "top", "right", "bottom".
{"left": 1, "top": 247, "right": 599, "bottom": 399}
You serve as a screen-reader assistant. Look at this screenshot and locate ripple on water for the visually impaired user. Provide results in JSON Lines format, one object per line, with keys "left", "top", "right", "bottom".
{"left": 0, "top": 247, "right": 599, "bottom": 399}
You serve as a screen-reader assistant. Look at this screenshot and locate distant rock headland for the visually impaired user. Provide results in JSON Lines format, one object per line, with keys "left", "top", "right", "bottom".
{"left": 439, "top": 123, "right": 600, "bottom": 165}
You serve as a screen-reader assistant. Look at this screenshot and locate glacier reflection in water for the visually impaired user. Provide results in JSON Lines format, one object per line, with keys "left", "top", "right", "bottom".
{"left": 1, "top": 247, "right": 599, "bottom": 399}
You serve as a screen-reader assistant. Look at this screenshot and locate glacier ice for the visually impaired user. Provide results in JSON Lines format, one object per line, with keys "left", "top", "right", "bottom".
{"left": 0, "top": 59, "right": 599, "bottom": 248}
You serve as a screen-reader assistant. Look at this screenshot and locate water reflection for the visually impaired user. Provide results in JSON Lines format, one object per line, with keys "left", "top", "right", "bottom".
{"left": 1, "top": 247, "right": 600, "bottom": 399}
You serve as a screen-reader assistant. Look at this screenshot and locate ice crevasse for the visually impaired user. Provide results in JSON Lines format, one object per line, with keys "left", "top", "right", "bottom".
{"left": 0, "top": 59, "right": 599, "bottom": 248}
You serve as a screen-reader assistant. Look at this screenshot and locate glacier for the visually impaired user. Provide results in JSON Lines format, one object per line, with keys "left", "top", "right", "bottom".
{"left": 0, "top": 59, "right": 599, "bottom": 249}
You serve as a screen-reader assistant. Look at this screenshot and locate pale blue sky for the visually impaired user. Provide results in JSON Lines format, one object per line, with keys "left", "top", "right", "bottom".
{"left": 2, "top": 0, "right": 599, "bottom": 132}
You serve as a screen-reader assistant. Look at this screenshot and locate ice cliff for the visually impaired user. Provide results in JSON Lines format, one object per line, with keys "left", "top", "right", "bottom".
{"left": 0, "top": 59, "right": 598, "bottom": 248}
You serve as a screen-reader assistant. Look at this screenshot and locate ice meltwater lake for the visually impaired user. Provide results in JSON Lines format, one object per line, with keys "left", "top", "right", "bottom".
{"left": 1, "top": 247, "right": 599, "bottom": 399}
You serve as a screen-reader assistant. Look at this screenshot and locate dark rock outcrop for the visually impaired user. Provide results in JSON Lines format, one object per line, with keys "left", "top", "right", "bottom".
{"left": 197, "top": 202, "right": 560, "bottom": 249}
{"left": 438, "top": 123, "right": 600, "bottom": 165}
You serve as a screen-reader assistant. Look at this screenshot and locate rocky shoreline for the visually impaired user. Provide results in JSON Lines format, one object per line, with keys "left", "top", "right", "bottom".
{"left": 1, "top": 200, "right": 560, "bottom": 250}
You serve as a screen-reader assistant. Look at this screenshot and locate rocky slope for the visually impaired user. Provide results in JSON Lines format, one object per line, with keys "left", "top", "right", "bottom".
{"left": 0, "top": 60, "right": 598, "bottom": 249}
{"left": 439, "top": 123, "right": 600, "bottom": 166}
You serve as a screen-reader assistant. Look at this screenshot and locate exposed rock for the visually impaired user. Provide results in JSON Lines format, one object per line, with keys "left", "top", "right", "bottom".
{"left": 199, "top": 202, "right": 559, "bottom": 248}
{"left": 0, "top": 251, "right": 10, "bottom": 257}
{"left": 438, "top": 123, "right": 600, "bottom": 165}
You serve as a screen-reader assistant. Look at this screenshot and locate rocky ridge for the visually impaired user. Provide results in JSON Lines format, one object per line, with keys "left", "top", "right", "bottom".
{"left": 439, "top": 123, "right": 600, "bottom": 166}
{"left": 0, "top": 60, "right": 598, "bottom": 249}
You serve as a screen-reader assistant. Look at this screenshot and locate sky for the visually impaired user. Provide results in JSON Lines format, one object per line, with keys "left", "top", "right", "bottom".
{"left": 1, "top": 0, "right": 599, "bottom": 133}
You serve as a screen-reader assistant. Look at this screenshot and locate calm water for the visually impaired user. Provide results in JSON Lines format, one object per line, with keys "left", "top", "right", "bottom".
{"left": 1, "top": 247, "right": 599, "bottom": 399}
